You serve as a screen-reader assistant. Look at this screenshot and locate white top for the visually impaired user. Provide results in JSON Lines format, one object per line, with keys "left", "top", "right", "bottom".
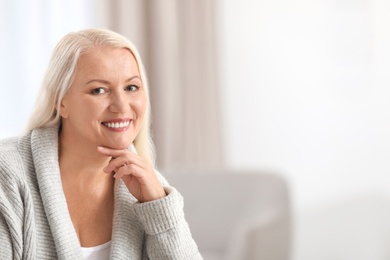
{"left": 81, "top": 241, "right": 111, "bottom": 260}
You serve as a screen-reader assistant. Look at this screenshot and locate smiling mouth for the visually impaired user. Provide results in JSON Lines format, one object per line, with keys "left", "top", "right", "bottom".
{"left": 102, "top": 120, "right": 131, "bottom": 129}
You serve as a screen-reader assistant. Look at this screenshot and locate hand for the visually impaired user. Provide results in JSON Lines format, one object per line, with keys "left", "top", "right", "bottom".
{"left": 97, "top": 146, "right": 166, "bottom": 202}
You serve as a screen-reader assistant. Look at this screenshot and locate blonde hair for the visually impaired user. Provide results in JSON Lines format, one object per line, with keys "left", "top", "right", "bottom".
{"left": 26, "top": 28, "right": 155, "bottom": 165}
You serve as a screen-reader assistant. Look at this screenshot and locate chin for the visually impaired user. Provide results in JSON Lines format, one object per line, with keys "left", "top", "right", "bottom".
{"left": 106, "top": 139, "right": 133, "bottom": 150}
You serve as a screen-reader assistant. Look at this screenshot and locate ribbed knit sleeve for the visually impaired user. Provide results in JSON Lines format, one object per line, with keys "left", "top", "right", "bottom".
{"left": 0, "top": 137, "right": 36, "bottom": 260}
{"left": 133, "top": 186, "right": 203, "bottom": 260}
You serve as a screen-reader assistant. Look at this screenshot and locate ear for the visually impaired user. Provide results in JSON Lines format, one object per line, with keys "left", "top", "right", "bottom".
{"left": 58, "top": 97, "right": 69, "bottom": 119}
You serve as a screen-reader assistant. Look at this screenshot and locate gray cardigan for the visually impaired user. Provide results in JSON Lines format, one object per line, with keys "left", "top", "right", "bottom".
{"left": 0, "top": 126, "right": 202, "bottom": 260}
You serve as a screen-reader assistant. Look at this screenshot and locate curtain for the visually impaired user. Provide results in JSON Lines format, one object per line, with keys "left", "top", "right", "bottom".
{"left": 103, "top": 0, "right": 223, "bottom": 171}
{"left": 0, "top": 0, "right": 103, "bottom": 138}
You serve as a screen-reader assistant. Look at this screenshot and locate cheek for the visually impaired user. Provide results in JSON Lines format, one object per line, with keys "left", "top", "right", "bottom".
{"left": 71, "top": 99, "right": 105, "bottom": 122}
{"left": 133, "top": 96, "right": 147, "bottom": 118}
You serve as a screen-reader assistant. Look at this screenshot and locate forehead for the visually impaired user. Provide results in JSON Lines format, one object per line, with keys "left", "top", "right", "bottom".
{"left": 75, "top": 47, "right": 140, "bottom": 78}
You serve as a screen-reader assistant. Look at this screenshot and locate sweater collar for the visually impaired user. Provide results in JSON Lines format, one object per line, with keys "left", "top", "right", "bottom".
{"left": 30, "top": 125, "right": 83, "bottom": 260}
{"left": 30, "top": 125, "right": 143, "bottom": 259}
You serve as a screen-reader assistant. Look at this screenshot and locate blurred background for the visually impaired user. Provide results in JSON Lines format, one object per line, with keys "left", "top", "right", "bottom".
{"left": 2, "top": 0, "right": 390, "bottom": 259}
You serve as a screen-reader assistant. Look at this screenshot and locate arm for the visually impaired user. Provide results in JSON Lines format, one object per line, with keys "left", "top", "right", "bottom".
{"left": 0, "top": 169, "right": 35, "bottom": 260}
{"left": 97, "top": 147, "right": 202, "bottom": 259}
{"left": 133, "top": 186, "right": 203, "bottom": 260}
{"left": 0, "top": 191, "right": 15, "bottom": 259}
{"left": 0, "top": 142, "right": 36, "bottom": 260}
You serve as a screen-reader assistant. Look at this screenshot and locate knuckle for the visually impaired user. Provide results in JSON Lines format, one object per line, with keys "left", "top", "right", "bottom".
{"left": 128, "top": 164, "right": 137, "bottom": 171}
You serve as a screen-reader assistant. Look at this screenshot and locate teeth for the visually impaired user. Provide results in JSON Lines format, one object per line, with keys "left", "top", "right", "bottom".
{"left": 104, "top": 121, "right": 130, "bottom": 129}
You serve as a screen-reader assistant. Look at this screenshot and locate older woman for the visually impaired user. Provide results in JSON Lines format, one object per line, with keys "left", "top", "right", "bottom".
{"left": 0, "top": 29, "right": 202, "bottom": 260}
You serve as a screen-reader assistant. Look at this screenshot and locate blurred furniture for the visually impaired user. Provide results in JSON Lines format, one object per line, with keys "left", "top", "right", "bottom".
{"left": 164, "top": 170, "right": 291, "bottom": 260}
{"left": 293, "top": 194, "right": 390, "bottom": 260}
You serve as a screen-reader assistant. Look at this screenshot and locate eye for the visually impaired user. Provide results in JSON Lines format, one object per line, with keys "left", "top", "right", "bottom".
{"left": 90, "top": 87, "right": 107, "bottom": 95}
{"left": 125, "top": 85, "right": 139, "bottom": 92}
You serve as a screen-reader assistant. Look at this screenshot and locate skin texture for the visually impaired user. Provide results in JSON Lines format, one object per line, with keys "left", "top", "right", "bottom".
{"left": 58, "top": 47, "right": 166, "bottom": 247}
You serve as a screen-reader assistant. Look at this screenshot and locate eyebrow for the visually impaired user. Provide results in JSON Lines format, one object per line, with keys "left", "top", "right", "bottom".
{"left": 86, "top": 75, "right": 141, "bottom": 85}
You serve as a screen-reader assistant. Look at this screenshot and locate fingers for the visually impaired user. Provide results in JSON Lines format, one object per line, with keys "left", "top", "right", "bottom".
{"left": 102, "top": 157, "right": 127, "bottom": 174}
{"left": 97, "top": 146, "right": 153, "bottom": 184}
{"left": 114, "top": 163, "right": 144, "bottom": 179}
{"left": 97, "top": 145, "right": 166, "bottom": 202}
{"left": 98, "top": 146, "right": 144, "bottom": 172}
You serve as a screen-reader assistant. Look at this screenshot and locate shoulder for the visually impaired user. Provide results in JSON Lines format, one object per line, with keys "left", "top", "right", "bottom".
{"left": 0, "top": 135, "right": 22, "bottom": 168}
{"left": 0, "top": 130, "right": 32, "bottom": 161}
{"left": 0, "top": 132, "right": 32, "bottom": 183}
{"left": 0, "top": 136, "right": 19, "bottom": 153}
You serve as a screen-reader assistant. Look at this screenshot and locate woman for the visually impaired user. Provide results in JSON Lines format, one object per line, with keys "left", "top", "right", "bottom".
{"left": 0, "top": 29, "right": 202, "bottom": 259}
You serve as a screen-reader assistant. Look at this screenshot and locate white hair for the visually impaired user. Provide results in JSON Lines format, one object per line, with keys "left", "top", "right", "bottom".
{"left": 26, "top": 29, "right": 155, "bottom": 165}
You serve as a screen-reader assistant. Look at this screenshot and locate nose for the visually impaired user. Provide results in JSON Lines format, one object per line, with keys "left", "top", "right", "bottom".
{"left": 109, "top": 91, "right": 129, "bottom": 113}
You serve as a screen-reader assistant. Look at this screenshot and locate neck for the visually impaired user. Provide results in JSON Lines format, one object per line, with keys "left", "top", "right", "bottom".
{"left": 58, "top": 129, "right": 112, "bottom": 186}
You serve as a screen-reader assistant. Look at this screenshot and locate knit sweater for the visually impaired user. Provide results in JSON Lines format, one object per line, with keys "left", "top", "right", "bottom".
{"left": 0, "top": 126, "right": 202, "bottom": 260}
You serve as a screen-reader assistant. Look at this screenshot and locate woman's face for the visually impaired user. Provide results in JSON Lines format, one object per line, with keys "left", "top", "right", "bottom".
{"left": 59, "top": 47, "right": 147, "bottom": 150}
